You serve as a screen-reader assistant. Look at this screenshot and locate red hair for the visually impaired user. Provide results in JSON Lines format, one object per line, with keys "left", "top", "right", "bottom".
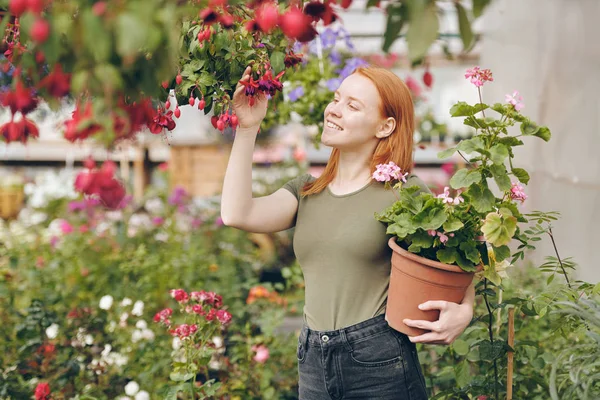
{"left": 301, "top": 66, "right": 415, "bottom": 196}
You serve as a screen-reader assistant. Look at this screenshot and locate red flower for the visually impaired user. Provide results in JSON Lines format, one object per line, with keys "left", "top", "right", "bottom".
{"left": 153, "top": 308, "right": 173, "bottom": 325}
{"left": 257, "top": 70, "right": 285, "bottom": 96}
{"left": 0, "top": 117, "right": 39, "bottom": 144}
{"left": 304, "top": 1, "right": 339, "bottom": 25}
{"left": 34, "top": 382, "right": 51, "bottom": 400}
{"left": 278, "top": 7, "right": 313, "bottom": 41}
{"left": 216, "top": 309, "right": 232, "bottom": 325}
{"left": 170, "top": 289, "right": 190, "bottom": 303}
{"left": 284, "top": 51, "right": 304, "bottom": 68}
{"left": 39, "top": 64, "right": 71, "bottom": 98}
{"left": 64, "top": 101, "right": 102, "bottom": 142}
{"left": 256, "top": 2, "right": 279, "bottom": 33}
{"left": 74, "top": 160, "right": 126, "bottom": 209}
{"left": 200, "top": 8, "right": 219, "bottom": 25}
{"left": 0, "top": 80, "right": 39, "bottom": 115}
{"left": 148, "top": 108, "right": 176, "bottom": 134}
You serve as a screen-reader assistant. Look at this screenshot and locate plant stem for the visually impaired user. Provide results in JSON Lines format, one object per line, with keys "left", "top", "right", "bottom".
{"left": 483, "top": 279, "right": 499, "bottom": 400}
{"left": 457, "top": 150, "right": 474, "bottom": 167}
{"left": 547, "top": 227, "right": 571, "bottom": 289}
{"left": 478, "top": 87, "right": 487, "bottom": 119}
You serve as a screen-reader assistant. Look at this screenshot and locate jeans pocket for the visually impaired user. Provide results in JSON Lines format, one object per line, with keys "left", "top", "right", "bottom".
{"left": 348, "top": 330, "right": 403, "bottom": 367}
{"left": 297, "top": 338, "right": 307, "bottom": 364}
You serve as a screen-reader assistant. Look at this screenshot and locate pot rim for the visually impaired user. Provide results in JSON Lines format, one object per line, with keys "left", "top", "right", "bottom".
{"left": 388, "top": 237, "right": 478, "bottom": 274}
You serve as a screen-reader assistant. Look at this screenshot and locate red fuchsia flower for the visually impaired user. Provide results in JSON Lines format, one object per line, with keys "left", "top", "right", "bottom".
{"left": 464, "top": 66, "right": 493, "bottom": 87}
{"left": 423, "top": 70, "right": 433, "bottom": 88}
{"left": 278, "top": 6, "right": 315, "bottom": 42}
{"left": 39, "top": 64, "right": 71, "bottom": 98}
{"left": 0, "top": 80, "right": 39, "bottom": 115}
{"left": 30, "top": 18, "right": 50, "bottom": 44}
{"left": 304, "top": 0, "right": 338, "bottom": 25}
{"left": 199, "top": 8, "right": 219, "bottom": 25}
{"left": 170, "top": 289, "right": 190, "bottom": 303}
{"left": 509, "top": 182, "right": 527, "bottom": 203}
{"left": 153, "top": 308, "right": 173, "bottom": 325}
{"left": 216, "top": 309, "right": 232, "bottom": 325}
{"left": 505, "top": 90, "right": 524, "bottom": 111}
{"left": 284, "top": 51, "right": 304, "bottom": 68}
{"left": 148, "top": 108, "right": 176, "bottom": 134}
{"left": 251, "top": 344, "right": 270, "bottom": 363}
{"left": 238, "top": 75, "right": 260, "bottom": 105}
{"left": 0, "top": 117, "right": 40, "bottom": 144}
{"left": 372, "top": 161, "right": 408, "bottom": 183}
{"left": 256, "top": 2, "right": 279, "bottom": 33}
{"left": 64, "top": 101, "right": 102, "bottom": 142}
{"left": 257, "top": 70, "right": 285, "bottom": 97}
{"left": 74, "top": 160, "right": 126, "bottom": 209}
{"left": 34, "top": 382, "right": 51, "bottom": 400}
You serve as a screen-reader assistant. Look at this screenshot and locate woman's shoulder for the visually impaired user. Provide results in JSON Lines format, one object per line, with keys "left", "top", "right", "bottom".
{"left": 281, "top": 173, "right": 316, "bottom": 199}
{"left": 404, "top": 173, "right": 431, "bottom": 194}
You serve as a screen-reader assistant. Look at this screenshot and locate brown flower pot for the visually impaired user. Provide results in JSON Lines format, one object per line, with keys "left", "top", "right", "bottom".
{"left": 385, "top": 237, "right": 476, "bottom": 336}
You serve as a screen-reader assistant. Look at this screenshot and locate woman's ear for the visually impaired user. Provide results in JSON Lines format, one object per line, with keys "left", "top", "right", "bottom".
{"left": 375, "top": 117, "right": 396, "bottom": 139}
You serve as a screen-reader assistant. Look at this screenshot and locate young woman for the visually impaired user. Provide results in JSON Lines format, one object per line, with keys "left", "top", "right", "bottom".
{"left": 221, "top": 66, "right": 474, "bottom": 399}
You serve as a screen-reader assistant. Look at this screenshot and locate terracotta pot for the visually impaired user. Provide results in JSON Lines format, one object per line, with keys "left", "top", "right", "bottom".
{"left": 385, "top": 237, "right": 476, "bottom": 336}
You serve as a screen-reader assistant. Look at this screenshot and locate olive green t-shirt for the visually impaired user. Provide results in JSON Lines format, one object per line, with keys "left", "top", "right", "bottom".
{"left": 282, "top": 173, "right": 430, "bottom": 331}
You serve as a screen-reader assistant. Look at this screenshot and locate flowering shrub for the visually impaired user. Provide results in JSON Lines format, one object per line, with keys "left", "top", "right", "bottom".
{"left": 375, "top": 67, "right": 553, "bottom": 275}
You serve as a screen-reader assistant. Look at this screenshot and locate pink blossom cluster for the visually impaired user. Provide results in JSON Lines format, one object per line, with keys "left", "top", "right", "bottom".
{"left": 153, "top": 308, "right": 173, "bottom": 326}
{"left": 170, "top": 289, "right": 189, "bottom": 303}
{"left": 509, "top": 182, "right": 527, "bottom": 203}
{"left": 372, "top": 161, "right": 408, "bottom": 183}
{"left": 436, "top": 187, "right": 464, "bottom": 205}
{"left": 169, "top": 323, "right": 198, "bottom": 340}
{"left": 505, "top": 90, "right": 524, "bottom": 111}
{"left": 251, "top": 344, "right": 270, "bottom": 363}
{"left": 464, "top": 66, "right": 493, "bottom": 87}
{"left": 190, "top": 290, "right": 223, "bottom": 308}
{"left": 428, "top": 230, "right": 455, "bottom": 244}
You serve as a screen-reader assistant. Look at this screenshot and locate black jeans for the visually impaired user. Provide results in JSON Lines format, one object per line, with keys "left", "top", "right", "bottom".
{"left": 297, "top": 314, "right": 428, "bottom": 400}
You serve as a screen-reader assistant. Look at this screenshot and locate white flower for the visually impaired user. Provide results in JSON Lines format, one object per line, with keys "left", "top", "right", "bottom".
{"left": 121, "top": 298, "right": 133, "bottom": 307}
{"left": 124, "top": 381, "right": 140, "bottom": 396}
{"left": 212, "top": 336, "right": 223, "bottom": 349}
{"left": 84, "top": 334, "right": 94, "bottom": 345}
{"left": 135, "top": 390, "right": 150, "bottom": 400}
{"left": 99, "top": 295, "right": 114, "bottom": 310}
{"left": 116, "top": 397, "right": 131, "bottom": 400}
{"left": 45, "top": 323, "right": 59, "bottom": 339}
{"left": 135, "top": 320, "right": 147, "bottom": 329}
{"left": 101, "top": 344, "right": 112, "bottom": 357}
{"left": 132, "top": 301, "right": 144, "bottom": 316}
{"left": 172, "top": 337, "right": 182, "bottom": 350}
{"left": 144, "top": 198, "right": 164, "bottom": 214}
{"left": 131, "top": 330, "right": 143, "bottom": 343}
{"left": 141, "top": 329, "right": 155, "bottom": 341}
{"left": 120, "top": 312, "right": 129, "bottom": 322}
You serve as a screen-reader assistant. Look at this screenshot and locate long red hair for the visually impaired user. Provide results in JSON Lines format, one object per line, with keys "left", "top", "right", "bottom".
{"left": 301, "top": 66, "right": 415, "bottom": 196}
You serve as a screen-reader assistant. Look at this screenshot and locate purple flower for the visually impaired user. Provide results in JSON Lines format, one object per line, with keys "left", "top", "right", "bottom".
{"left": 288, "top": 86, "right": 305, "bottom": 102}
{"left": 215, "top": 216, "right": 224, "bottom": 227}
{"left": 168, "top": 186, "right": 188, "bottom": 206}
{"left": 329, "top": 49, "right": 342, "bottom": 66}
{"left": 325, "top": 78, "right": 342, "bottom": 91}
{"left": 336, "top": 27, "right": 355, "bottom": 50}
{"left": 338, "top": 57, "right": 369, "bottom": 79}
{"left": 320, "top": 28, "right": 338, "bottom": 48}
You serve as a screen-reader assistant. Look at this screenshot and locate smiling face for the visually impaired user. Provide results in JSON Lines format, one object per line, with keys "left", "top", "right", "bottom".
{"left": 321, "top": 73, "right": 395, "bottom": 151}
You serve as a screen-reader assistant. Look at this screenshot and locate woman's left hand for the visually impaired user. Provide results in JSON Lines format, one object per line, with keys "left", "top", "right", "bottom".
{"left": 403, "top": 300, "right": 473, "bottom": 345}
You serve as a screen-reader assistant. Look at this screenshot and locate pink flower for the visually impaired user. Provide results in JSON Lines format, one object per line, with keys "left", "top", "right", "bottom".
{"left": 152, "top": 216, "right": 164, "bottom": 226}
{"left": 191, "top": 290, "right": 217, "bottom": 305}
{"left": 452, "top": 190, "right": 465, "bottom": 205}
{"left": 428, "top": 230, "right": 437, "bottom": 237}
{"left": 192, "top": 304, "right": 204, "bottom": 315}
{"left": 464, "top": 66, "right": 493, "bottom": 87}
{"left": 170, "top": 289, "right": 189, "bottom": 303}
{"left": 441, "top": 162, "right": 455, "bottom": 176}
{"left": 205, "top": 308, "right": 217, "bottom": 322}
{"left": 510, "top": 182, "right": 527, "bottom": 203}
{"left": 252, "top": 344, "right": 270, "bottom": 363}
{"left": 59, "top": 220, "right": 73, "bottom": 234}
{"left": 404, "top": 75, "right": 422, "bottom": 98}
{"left": 191, "top": 218, "right": 203, "bottom": 229}
{"left": 158, "top": 162, "right": 169, "bottom": 171}
{"left": 216, "top": 309, "right": 232, "bottom": 325}
{"left": 505, "top": 90, "right": 524, "bottom": 111}
{"left": 372, "top": 161, "right": 408, "bottom": 183}
{"left": 215, "top": 216, "right": 224, "bottom": 227}
{"left": 153, "top": 308, "right": 173, "bottom": 325}
{"left": 34, "top": 382, "right": 51, "bottom": 400}
{"left": 170, "top": 323, "right": 196, "bottom": 339}
{"left": 438, "top": 232, "right": 449, "bottom": 244}
{"left": 437, "top": 187, "right": 464, "bottom": 205}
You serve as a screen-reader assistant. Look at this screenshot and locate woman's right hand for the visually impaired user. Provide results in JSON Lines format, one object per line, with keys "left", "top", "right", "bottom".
{"left": 232, "top": 66, "right": 268, "bottom": 130}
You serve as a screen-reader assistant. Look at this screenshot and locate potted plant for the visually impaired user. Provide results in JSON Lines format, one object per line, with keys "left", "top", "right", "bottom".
{"left": 375, "top": 67, "right": 552, "bottom": 335}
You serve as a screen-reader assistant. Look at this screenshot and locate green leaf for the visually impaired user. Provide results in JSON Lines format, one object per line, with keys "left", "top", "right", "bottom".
{"left": 383, "top": 3, "right": 407, "bottom": 52}
{"left": 453, "top": 339, "right": 470, "bottom": 356}
{"left": 481, "top": 212, "right": 517, "bottom": 247}
{"left": 82, "top": 10, "right": 111, "bottom": 63}
{"left": 520, "top": 120, "right": 540, "bottom": 136}
{"left": 116, "top": 13, "right": 148, "bottom": 58}
{"left": 456, "top": 136, "right": 484, "bottom": 153}
{"left": 492, "top": 245, "right": 511, "bottom": 262}
{"left": 386, "top": 214, "right": 415, "bottom": 238}
{"left": 483, "top": 262, "right": 503, "bottom": 286}
{"left": 437, "top": 147, "right": 457, "bottom": 159}
{"left": 94, "top": 64, "right": 124, "bottom": 92}
{"left": 443, "top": 218, "right": 464, "bottom": 233}
{"left": 468, "top": 185, "right": 495, "bottom": 213}
{"left": 270, "top": 51, "right": 285, "bottom": 74}
{"left": 170, "top": 372, "right": 195, "bottom": 382}
{"left": 489, "top": 164, "right": 512, "bottom": 191}
{"left": 450, "top": 169, "right": 482, "bottom": 189}
{"left": 418, "top": 208, "right": 447, "bottom": 231}
{"left": 498, "top": 137, "right": 524, "bottom": 147}
{"left": 405, "top": 3, "right": 439, "bottom": 62}
{"left": 473, "top": 0, "right": 492, "bottom": 18}
{"left": 455, "top": 360, "right": 471, "bottom": 388}
{"left": 460, "top": 241, "right": 481, "bottom": 264}
{"left": 163, "top": 384, "right": 190, "bottom": 400}
{"left": 512, "top": 168, "right": 530, "bottom": 184}
{"left": 489, "top": 144, "right": 509, "bottom": 165}
{"left": 198, "top": 72, "right": 217, "bottom": 87}
{"left": 455, "top": 3, "right": 474, "bottom": 51}
{"left": 187, "top": 59, "right": 206, "bottom": 71}
{"left": 437, "top": 247, "right": 458, "bottom": 265}
{"left": 408, "top": 230, "right": 434, "bottom": 252}
{"left": 450, "top": 102, "right": 489, "bottom": 117}
{"left": 534, "top": 126, "right": 552, "bottom": 142}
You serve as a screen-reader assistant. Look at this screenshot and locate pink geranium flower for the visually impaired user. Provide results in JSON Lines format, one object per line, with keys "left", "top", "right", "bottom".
{"left": 252, "top": 344, "right": 270, "bottom": 363}
{"left": 510, "top": 182, "right": 527, "bottom": 203}
{"left": 372, "top": 161, "right": 408, "bottom": 183}
{"left": 505, "top": 90, "right": 524, "bottom": 111}
{"left": 465, "top": 66, "right": 493, "bottom": 87}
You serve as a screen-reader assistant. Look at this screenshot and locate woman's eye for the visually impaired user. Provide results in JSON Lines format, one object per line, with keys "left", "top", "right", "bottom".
{"left": 349, "top": 104, "right": 358, "bottom": 110}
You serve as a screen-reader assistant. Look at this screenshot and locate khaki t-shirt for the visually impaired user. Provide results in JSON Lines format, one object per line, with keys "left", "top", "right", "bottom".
{"left": 283, "top": 173, "right": 430, "bottom": 331}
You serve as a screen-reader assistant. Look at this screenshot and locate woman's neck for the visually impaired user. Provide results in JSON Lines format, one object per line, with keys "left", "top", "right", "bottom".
{"left": 332, "top": 149, "right": 372, "bottom": 186}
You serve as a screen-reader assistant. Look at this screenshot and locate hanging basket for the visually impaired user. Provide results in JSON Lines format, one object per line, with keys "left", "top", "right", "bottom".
{"left": 0, "top": 186, "right": 25, "bottom": 220}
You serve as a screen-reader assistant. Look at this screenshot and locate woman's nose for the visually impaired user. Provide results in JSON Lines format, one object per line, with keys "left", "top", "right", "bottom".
{"left": 328, "top": 103, "right": 342, "bottom": 117}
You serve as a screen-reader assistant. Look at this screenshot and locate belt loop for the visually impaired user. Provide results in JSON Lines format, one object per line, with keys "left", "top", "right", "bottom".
{"left": 302, "top": 325, "right": 310, "bottom": 350}
{"left": 340, "top": 329, "right": 352, "bottom": 352}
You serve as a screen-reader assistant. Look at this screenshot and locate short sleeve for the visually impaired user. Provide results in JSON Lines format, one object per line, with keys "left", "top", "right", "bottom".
{"left": 404, "top": 174, "right": 432, "bottom": 195}
{"left": 281, "top": 173, "right": 314, "bottom": 200}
